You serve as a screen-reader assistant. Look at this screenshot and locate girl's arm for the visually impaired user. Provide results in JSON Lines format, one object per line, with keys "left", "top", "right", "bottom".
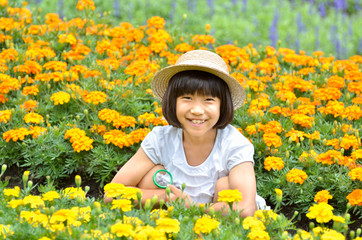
{"left": 104, "top": 147, "right": 167, "bottom": 204}
{"left": 210, "top": 162, "right": 258, "bottom": 217}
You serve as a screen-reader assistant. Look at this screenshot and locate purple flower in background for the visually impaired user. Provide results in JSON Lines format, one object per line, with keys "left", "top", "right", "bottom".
{"left": 242, "top": 0, "right": 248, "bottom": 12}
{"left": 318, "top": 2, "right": 327, "bottom": 17}
{"left": 269, "top": 9, "right": 279, "bottom": 47}
{"left": 335, "top": 37, "right": 341, "bottom": 58}
{"left": 334, "top": 0, "right": 347, "bottom": 11}
{"left": 356, "top": 0, "right": 361, "bottom": 11}
{"left": 58, "top": 0, "right": 63, "bottom": 18}
{"left": 114, "top": 0, "right": 120, "bottom": 18}
{"left": 208, "top": 0, "right": 215, "bottom": 16}
{"left": 296, "top": 12, "right": 305, "bottom": 33}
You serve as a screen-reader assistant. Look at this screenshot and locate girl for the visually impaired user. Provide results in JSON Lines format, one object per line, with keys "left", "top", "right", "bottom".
{"left": 104, "top": 50, "right": 267, "bottom": 217}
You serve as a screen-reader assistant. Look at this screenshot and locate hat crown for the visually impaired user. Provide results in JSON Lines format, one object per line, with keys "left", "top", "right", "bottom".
{"left": 175, "top": 50, "right": 229, "bottom": 74}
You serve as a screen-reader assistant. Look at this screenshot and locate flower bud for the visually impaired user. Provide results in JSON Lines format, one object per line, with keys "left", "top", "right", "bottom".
{"left": 357, "top": 228, "right": 361, "bottom": 236}
{"left": 166, "top": 186, "right": 171, "bottom": 196}
{"left": 182, "top": 183, "right": 186, "bottom": 191}
{"left": 151, "top": 195, "right": 158, "bottom": 206}
{"left": 23, "top": 171, "right": 30, "bottom": 184}
{"left": 1, "top": 164, "right": 7, "bottom": 175}
{"left": 208, "top": 207, "right": 215, "bottom": 216}
{"left": 85, "top": 186, "right": 90, "bottom": 194}
{"left": 349, "top": 230, "right": 355, "bottom": 239}
{"left": 27, "top": 180, "right": 33, "bottom": 189}
{"left": 285, "top": 150, "right": 290, "bottom": 159}
{"left": 144, "top": 199, "right": 151, "bottom": 210}
{"left": 75, "top": 175, "right": 82, "bottom": 188}
{"left": 84, "top": 109, "right": 88, "bottom": 116}
{"left": 234, "top": 217, "right": 240, "bottom": 225}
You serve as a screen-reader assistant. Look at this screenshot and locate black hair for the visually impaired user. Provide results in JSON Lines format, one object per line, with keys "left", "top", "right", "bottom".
{"left": 161, "top": 70, "right": 234, "bottom": 129}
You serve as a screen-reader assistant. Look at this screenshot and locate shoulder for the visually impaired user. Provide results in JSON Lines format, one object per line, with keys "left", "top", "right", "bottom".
{"left": 218, "top": 125, "right": 253, "bottom": 147}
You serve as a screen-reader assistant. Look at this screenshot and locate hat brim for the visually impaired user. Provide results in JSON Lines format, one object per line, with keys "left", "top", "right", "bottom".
{"left": 151, "top": 63, "right": 245, "bottom": 109}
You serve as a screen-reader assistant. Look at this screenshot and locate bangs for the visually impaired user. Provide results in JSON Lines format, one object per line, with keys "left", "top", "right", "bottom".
{"left": 170, "top": 70, "right": 226, "bottom": 98}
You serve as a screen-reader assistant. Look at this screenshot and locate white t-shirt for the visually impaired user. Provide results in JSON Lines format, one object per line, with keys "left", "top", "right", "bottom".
{"left": 141, "top": 124, "right": 254, "bottom": 203}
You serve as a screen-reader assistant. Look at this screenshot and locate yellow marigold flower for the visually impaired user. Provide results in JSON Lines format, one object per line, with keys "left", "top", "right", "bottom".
{"left": 320, "top": 229, "right": 345, "bottom": 240}
{"left": 286, "top": 169, "right": 308, "bottom": 184}
{"left": 254, "top": 209, "right": 278, "bottom": 222}
{"left": 71, "top": 206, "right": 91, "bottom": 222}
{"left": 134, "top": 225, "right": 166, "bottom": 239}
{"left": 83, "top": 91, "right": 107, "bottom": 105}
{"left": 156, "top": 217, "right": 180, "bottom": 234}
{"left": 23, "top": 195, "right": 45, "bottom": 208}
{"left": 332, "top": 215, "right": 345, "bottom": 223}
{"left": 0, "top": 224, "right": 14, "bottom": 238}
{"left": 348, "top": 167, "right": 362, "bottom": 181}
{"left": 98, "top": 108, "right": 120, "bottom": 123}
{"left": 58, "top": 33, "right": 77, "bottom": 45}
{"left": 245, "top": 125, "right": 257, "bottom": 135}
{"left": 291, "top": 114, "right": 314, "bottom": 128}
{"left": 318, "top": 100, "right": 344, "bottom": 117}
{"left": 262, "top": 132, "right": 282, "bottom": 148}
{"left": 242, "top": 216, "right": 266, "bottom": 231}
{"left": 314, "top": 190, "right": 333, "bottom": 203}
{"left": 0, "top": 109, "right": 11, "bottom": 123}
{"left": 4, "top": 186, "right": 20, "bottom": 198}
{"left": 20, "top": 210, "right": 48, "bottom": 227}
{"left": 111, "top": 199, "right": 133, "bottom": 212}
{"left": 121, "top": 187, "right": 142, "bottom": 200}
{"left": 104, "top": 182, "right": 126, "bottom": 198}
{"left": 193, "top": 215, "right": 219, "bottom": 235}
{"left": 50, "top": 208, "right": 78, "bottom": 225}
{"left": 22, "top": 85, "right": 39, "bottom": 96}
{"left": 111, "top": 222, "right": 135, "bottom": 238}
{"left": 351, "top": 149, "right": 362, "bottom": 160}
{"left": 63, "top": 187, "right": 86, "bottom": 200}
{"left": 3, "top": 127, "right": 31, "bottom": 142}
{"left": 264, "top": 156, "right": 285, "bottom": 171}
{"left": 217, "top": 189, "right": 242, "bottom": 203}
{"left": 23, "top": 112, "right": 44, "bottom": 124}
{"left": 346, "top": 189, "right": 362, "bottom": 206}
{"left": 7, "top": 199, "right": 24, "bottom": 208}
{"left": 51, "top": 91, "right": 71, "bottom": 105}
{"left": 42, "top": 191, "right": 60, "bottom": 201}
{"left": 247, "top": 229, "right": 270, "bottom": 240}
{"left": 306, "top": 202, "right": 334, "bottom": 223}
{"left": 340, "top": 134, "right": 360, "bottom": 150}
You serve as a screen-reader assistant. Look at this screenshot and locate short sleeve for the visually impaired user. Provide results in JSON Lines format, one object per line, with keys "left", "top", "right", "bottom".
{"left": 140, "top": 126, "right": 163, "bottom": 165}
{"left": 226, "top": 141, "right": 254, "bottom": 171}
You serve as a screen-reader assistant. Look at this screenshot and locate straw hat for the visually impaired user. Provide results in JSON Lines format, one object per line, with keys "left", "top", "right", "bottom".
{"left": 151, "top": 50, "right": 245, "bottom": 109}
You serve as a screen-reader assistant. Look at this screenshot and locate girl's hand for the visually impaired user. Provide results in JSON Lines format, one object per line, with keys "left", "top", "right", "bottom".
{"left": 167, "top": 184, "right": 193, "bottom": 207}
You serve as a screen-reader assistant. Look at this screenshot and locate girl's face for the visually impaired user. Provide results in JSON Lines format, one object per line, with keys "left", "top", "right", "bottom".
{"left": 176, "top": 93, "right": 221, "bottom": 139}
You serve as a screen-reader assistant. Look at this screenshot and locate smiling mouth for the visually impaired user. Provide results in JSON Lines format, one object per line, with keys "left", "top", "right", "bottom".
{"left": 190, "top": 119, "right": 206, "bottom": 124}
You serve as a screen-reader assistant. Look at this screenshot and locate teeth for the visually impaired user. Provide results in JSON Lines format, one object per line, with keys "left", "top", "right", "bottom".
{"left": 192, "top": 120, "right": 205, "bottom": 124}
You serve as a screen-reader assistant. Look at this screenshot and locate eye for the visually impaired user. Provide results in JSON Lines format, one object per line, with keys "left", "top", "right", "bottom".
{"left": 205, "top": 97, "right": 215, "bottom": 102}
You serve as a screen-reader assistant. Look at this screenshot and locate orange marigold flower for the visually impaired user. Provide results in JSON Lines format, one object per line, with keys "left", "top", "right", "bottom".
{"left": 90, "top": 124, "right": 107, "bottom": 135}
{"left": 314, "top": 190, "right": 333, "bottom": 203}
{"left": 192, "top": 34, "right": 215, "bottom": 45}
{"left": 318, "top": 100, "right": 344, "bottom": 117}
{"left": 175, "top": 43, "right": 194, "bottom": 53}
{"left": 83, "top": 91, "right": 107, "bottom": 105}
{"left": 340, "top": 134, "right": 360, "bottom": 150}
{"left": 313, "top": 87, "right": 342, "bottom": 101}
{"left": 316, "top": 150, "right": 342, "bottom": 165}
{"left": 285, "top": 128, "right": 304, "bottom": 143}
{"left": 346, "top": 189, "right": 362, "bottom": 206}
{"left": 29, "top": 126, "right": 47, "bottom": 139}
{"left": 103, "top": 130, "right": 134, "bottom": 149}
{"left": 147, "top": 16, "right": 166, "bottom": 29}
{"left": 276, "top": 90, "right": 297, "bottom": 104}
{"left": 76, "top": 0, "right": 96, "bottom": 11}
{"left": 286, "top": 169, "right": 308, "bottom": 184}
{"left": 98, "top": 108, "right": 120, "bottom": 123}
{"left": 22, "top": 85, "right": 39, "bottom": 96}
{"left": 245, "top": 125, "right": 257, "bottom": 135}
{"left": 291, "top": 114, "right": 314, "bottom": 128}
{"left": 21, "top": 100, "right": 38, "bottom": 112}
{"left": 326, "top": 139, "right": 340, "bottom": 150}
{"left": 297, "top": 104, "right": 315, "bottom": 115}
{"left": 348, "top": 167, "right": 362, "bottom": 181}
{"left": 0, "top": 109, "right": 11, "bottom": 123}
{"left": 113, "top": 115, "right": 137, "bottom": 129}
{"left": 51, "top": 91, "right": 71, "bottom": 105}
{"left": 262, "top": 132, "right": 282, "bottom": 148}
{"left": 264, "top": 156, "right": 285, "bottom": 171}
{"left": 3, "top": 127, "right": 31, "bottom": 142}
{"left": 342, "top": 105, "right": 362, "bottom": 121}
{"left": 0, "top": 93, "right": 8, "bottom": 103}
{"left": 64, "top": 128, "right": 93, "bottom": 152}
{"left": 43, "top": 61, "right": 68, "bottom": 72}
{"left": 259, "top": 121, "right": 283, "bottom": 134}
{"left": 14, "top": 60, "right": 43, "bottom": 75}
{"left": 23, "top": 112, "right": 44, "bottom": 124}
{"left": 0, "top": 74, "right": 21, "bottom": 94}
{"left": 327, "top": 75, "right": 345, "bottom": 89}
{"left": 128, "top": 128, "right": 150, "bottom": 144}
{"left": 351, "top": 149, "right": 362, "bottom": 160}
{"left": 0, "top": 48, "right": 18, "bottom": 61}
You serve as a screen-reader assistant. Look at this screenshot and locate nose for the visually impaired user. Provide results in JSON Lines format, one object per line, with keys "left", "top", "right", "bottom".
{"left": 190, "top": 104, "right": 204, "bottom": 115}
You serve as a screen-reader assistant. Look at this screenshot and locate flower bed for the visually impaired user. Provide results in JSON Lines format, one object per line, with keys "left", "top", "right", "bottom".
{"left": 0, "top": 0, "right": 361, "bottom": 239}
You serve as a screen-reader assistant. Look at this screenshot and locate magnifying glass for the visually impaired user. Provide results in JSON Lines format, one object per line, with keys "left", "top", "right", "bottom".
{"left": 153, "top": 169, "right": 173, "bottom": 189}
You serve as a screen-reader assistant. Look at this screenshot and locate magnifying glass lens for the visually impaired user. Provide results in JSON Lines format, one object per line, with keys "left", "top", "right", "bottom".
{"left": 154, "top": 171, "right": 171, "bottom": 187}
